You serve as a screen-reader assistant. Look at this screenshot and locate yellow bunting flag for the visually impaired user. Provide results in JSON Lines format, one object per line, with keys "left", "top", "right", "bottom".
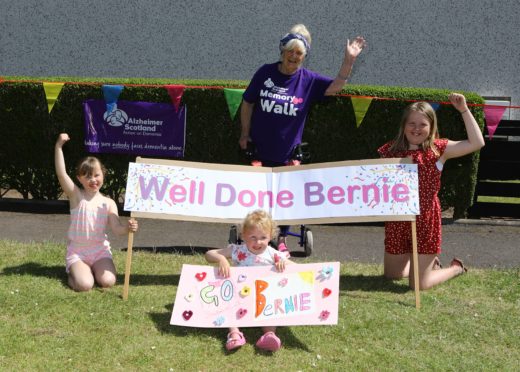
{"left": 351, "top": 97, "right": 373, "bottom": 127}
{"left": 43, "top": 82, "right": 65, "bottom": 113}
{"left": 223, "top": 88, "right": 245, "bottom": 120}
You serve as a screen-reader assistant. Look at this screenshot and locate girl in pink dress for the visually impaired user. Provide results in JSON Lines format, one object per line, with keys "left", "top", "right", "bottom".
{"left": 378, "top": 93, "right": 484, "bottom": 290}
{"left": 205, "top": 209, "right": 294, "bottom": 352}
{"left": 55, "top": 133, "right": 138, "bottom": 292}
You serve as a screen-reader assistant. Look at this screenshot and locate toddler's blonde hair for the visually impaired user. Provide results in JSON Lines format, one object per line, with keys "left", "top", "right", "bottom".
{"left": 241, "top": 209, "right": 278, "bottom": 238}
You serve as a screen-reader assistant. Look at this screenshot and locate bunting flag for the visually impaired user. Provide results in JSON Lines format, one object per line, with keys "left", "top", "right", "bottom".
{"left": 483, "top": 105, "right": 507, "bottom": 140}
{"left": 223, "top": 88, "right": 245, "bottom": 120}
{"left": 165, "top": 84, "right": 186, "bottom": 111}
{"left": 102, "top": 85, "right": 124, "bottom": 114}
{"left": 350, "top": 97, "right": 373, "bottom": 127}
{"left": 429, "top": 102, "right": 440, "bottom": 111}
{"left": 43, "top": 82, "right": 64, "bottom": 113}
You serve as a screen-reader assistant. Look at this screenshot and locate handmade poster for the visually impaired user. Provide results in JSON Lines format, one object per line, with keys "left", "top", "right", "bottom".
{"left": 170, "top": 262, "right": 340, "bottom": 328}
{"left": 83, "top": 99, "right": 186, "bottom": 157}
{"left": 124, "top": 158, "right": 418, "bottom": 224}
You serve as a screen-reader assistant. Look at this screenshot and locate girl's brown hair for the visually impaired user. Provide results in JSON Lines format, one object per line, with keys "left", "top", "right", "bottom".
{"left": 75, "top": 156, "right": 106, "bottom": 178}
{"left": 389, "top": 101, "right": 440, "bottom": 155}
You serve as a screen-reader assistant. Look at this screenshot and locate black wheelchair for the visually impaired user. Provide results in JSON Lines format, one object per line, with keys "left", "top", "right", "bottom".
{"left": 228, "top": 142, "right": 314, "bottom": 257}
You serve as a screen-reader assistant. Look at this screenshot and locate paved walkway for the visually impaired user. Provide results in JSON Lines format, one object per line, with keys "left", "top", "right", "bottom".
{"left": 1, "top": 210, "right": 518, "bottom": 269}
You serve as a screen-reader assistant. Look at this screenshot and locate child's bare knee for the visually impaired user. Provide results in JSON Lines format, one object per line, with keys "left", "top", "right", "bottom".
{"left": 97, "top": 273, "right": 116, "bottom": 288}
{"left": 72, "top": 277, "right": 95, "bottom": 292}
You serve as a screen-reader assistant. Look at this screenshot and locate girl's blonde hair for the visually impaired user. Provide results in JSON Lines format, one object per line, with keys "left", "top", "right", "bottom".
{"left": 76, "top": 156, "right": 106, "bottom": 178}
{"left": 389, "top": 101, "right": 440, "bottom": 155}
{"left": 241, "top": 209, "right": 278, "bottom": 238}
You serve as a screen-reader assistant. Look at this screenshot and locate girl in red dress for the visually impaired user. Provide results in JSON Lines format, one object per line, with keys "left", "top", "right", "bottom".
{"left": 378, "top": 93, "right": 485, "bottom": 290}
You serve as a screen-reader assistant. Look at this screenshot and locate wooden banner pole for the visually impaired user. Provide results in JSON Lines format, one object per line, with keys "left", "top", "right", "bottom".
{"left": 122, "top": 230, "right": 134, "bottom": 301}
{"left": 411, "top": 220, "right": 421, "bottom": 309}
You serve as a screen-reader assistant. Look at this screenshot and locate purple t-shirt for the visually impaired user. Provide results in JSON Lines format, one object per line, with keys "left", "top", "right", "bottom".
{"left": 243, "top": 63, "right": 333, "bottom": 163}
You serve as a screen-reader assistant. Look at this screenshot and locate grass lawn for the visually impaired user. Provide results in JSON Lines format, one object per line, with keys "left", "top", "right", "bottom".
{"left": 1, "top": 240, "right": 519, "bottom": 371}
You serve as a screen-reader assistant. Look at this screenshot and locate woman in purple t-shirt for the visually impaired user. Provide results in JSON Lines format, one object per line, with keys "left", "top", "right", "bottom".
{"left": 239, "top": 24, "right": 366, "bottom": 252}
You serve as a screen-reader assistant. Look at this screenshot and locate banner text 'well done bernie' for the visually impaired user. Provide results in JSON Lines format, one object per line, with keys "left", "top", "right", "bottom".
{"left": 124, "top": 159, "right": 419, "bottom": 224}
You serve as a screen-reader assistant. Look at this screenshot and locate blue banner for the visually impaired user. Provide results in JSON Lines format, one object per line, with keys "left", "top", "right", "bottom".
{"left": 83, "top": 99, "right": 186, "bottom": 158}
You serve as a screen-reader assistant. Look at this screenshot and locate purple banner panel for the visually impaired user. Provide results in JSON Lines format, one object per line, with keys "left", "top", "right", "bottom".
{"left": 83, "top": 99, "right": 186, "bottom": 157}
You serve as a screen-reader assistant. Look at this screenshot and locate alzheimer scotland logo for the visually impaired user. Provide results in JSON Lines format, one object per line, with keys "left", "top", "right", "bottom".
{"left": 104, "top": 105, "right": 129, "bottom": 127}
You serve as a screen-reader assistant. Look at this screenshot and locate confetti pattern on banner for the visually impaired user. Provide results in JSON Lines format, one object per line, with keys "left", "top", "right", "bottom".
{"left": 363, "top": 163, "right": 419, "bottom": 215}
{"left": 341, "top": 163, "right": 419, "bottom": 216}
{"left": 124, "top": 163, "right": 201, "bottom": 214}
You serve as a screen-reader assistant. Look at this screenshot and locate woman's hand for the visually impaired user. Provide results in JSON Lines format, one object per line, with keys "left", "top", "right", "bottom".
{"left": 345, "top": 36, "right": 367, "bottom": 59}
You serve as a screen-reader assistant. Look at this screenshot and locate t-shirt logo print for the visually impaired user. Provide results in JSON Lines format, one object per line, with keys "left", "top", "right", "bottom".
{"left": 264, "top": 78, "right": 274, "bottom": 88}
{"left": 103, "top": 107, "right": 129, "bottom": 127}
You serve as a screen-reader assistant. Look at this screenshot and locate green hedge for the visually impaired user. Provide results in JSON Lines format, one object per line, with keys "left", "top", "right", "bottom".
{"left": 0, "top": 76, "right": 484, "bottom": 219}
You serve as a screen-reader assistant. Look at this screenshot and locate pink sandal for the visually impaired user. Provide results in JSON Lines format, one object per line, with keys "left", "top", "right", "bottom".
{"left": 256, "top": 331, "right": 281, "bottom": 351}
{"left": 277, "top": 242, "right": 291, "bottom": 259}
{"left": 226, "top": 331, "right": 246, "bottom": 351}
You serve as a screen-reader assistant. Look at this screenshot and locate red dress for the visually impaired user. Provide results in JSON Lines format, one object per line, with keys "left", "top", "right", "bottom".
{"left": 378, "top": 139, "right": 448, "bottom": 255}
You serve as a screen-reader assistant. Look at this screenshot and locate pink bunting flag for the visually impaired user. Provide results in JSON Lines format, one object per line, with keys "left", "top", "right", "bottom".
{"left": 483, "top": 105, "right": 507, "bottom": 140}
{"left": 165, "top": 85, "right": 186, "bottom": 111}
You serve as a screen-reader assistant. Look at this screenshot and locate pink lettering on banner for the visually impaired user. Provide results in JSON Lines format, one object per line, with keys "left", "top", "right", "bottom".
{"left": 347, "top": 185, "right": 361, "bottom": 203}
{"left": 258, "top": 190, "right": 274, "bottom": 208}
{"left": 170, "top": 184, "right": 187, "bottom": 203}
{"left": 238, "top": 190, "right": 256, "bottom": 207}
{"left": 169, "top": 180, "right": 205, "bottom": 205}
{"left": 215, "top": 183, "right": 294, "bottom": 208}
{"left": 382, "top": 177, "right": 390, "bottom": 203}
{"left": 276, "top": 190, "right": 294, "bottom": 208}
{"left": 362, "top": 184, "right": 379, "bottom": 204}
{"left": 327, "top": 186, "right": 345, "bottom": 205}
{"left": 300, "top": 292, "right": 311, "bottom": 311}
{"left": 392, "top": 184, "right": 410, "bottom": 202}
{"left": 274, "top": 299, "right": 284, "bottom": 314}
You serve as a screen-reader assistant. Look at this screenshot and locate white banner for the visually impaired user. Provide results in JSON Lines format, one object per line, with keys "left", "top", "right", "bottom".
{"left": 124, "top": 158, "right": 418, "bottom": 224}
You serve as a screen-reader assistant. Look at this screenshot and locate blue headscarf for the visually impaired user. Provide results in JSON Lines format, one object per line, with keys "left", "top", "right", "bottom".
{"left": 279, "top": 33, "right": 310, "bottom": 55}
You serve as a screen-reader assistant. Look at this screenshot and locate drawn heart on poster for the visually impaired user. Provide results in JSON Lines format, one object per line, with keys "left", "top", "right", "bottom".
{"left": 322, "top": 288, "right": 332, "bottom": 298}
{"left": 195, "top": 272, "right": 207, "bottom": 281}
{"left": 182, "top": 310, "right": 193, "bottom": 320}
{"left": 236, "top": 308, "right": 247, "bottom": 319}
